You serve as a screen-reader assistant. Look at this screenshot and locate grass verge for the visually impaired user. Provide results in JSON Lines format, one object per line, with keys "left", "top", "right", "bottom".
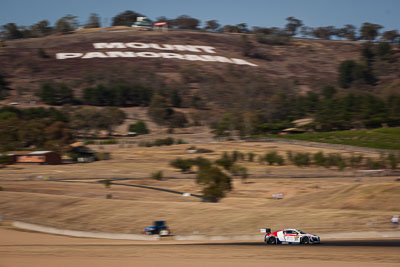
{"left": 262, "top": 128, "right": 400, "bottom": 150}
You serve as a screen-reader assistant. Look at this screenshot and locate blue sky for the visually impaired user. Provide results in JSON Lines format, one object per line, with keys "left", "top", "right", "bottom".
{"left": 1, "top": 0, "right": 399, "bottom": 31}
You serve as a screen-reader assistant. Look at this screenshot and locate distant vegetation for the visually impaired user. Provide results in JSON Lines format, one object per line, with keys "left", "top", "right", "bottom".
{"left": 1, "top": 10, "right": 398, "bottom": 42}
{"left": 269, "top": 128, "right": 400, "bottom": 151}
{"left": 138, "top": 137, "right": 186, "bottom": 147}
{"left": 0, "top": 106, "right": 125, "bottom": 152}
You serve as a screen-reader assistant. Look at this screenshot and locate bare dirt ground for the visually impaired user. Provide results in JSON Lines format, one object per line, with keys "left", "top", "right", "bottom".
{"left": 0, "top": 137, "right": 399, "bottom": 235}
{"left": 1, "top": 226, "right": 399, "bottom": 267}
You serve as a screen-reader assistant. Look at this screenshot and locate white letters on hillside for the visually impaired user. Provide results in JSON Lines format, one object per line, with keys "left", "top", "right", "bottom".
{"left": 56, "top": 42, "right": 257, "bottom": 67}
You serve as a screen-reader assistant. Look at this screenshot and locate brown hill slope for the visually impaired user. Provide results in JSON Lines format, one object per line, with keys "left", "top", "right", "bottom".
{"left": 1, "top": 30, "right": 363, "bottom": 99}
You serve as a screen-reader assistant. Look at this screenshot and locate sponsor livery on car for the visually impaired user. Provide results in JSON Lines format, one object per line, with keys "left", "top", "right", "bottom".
{"left": 263, "top": 228, "right": 320, "bottom": 245}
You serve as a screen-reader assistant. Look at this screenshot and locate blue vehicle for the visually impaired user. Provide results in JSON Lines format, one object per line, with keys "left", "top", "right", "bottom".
{"left": 144, "top": 220, "right": 170, "bottom": 236}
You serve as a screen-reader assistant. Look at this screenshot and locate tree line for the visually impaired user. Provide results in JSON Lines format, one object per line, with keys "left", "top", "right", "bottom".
{"left": 211, "top": 90, "right": 400, "bottom": 136}
{"left": 1, "top": 10, "right": 398, "bottom": 43}
{"left": 36, "top": 82, "right": 189, "bottom": 129}
{"left": 0, "top": 106, "right": 126, "bottom": 152}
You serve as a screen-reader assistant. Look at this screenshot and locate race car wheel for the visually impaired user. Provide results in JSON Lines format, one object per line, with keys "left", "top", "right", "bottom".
{"left": 266, "top": 236, "right": 276, "bottom": 245}
{"left": 301, "top": 236, "right": 310, "bottom": 245}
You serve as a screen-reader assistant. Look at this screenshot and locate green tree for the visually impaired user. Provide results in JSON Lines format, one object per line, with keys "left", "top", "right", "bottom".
{"left": 285, "top": 16, "right": 303, "bottom": 36}
{"left": 311, "top": 26, "right": 336, "bottom": 40}
{"left": 196, "top": 165, "right": 232, "bottom": 202}
{"left": 84, "top": 13, "right": 101, "bottom": 28}
{"left": 0, "top": 117, "right": 20, "bottom": 151}
{"left": 0, "top": 73, "right": 10, "bottom": 100}
{"left": 1, "top": 23, "right": 23, "bottom": 40}
{"left": 30, "top": 20, "right": 52, "bottom": 37}
{"left": 171, "top": 90, "right": 182, "bottom": 108}
{"left": 337, "top": 24, "right": 357, "bottom": 41}
{"left": 361, "top": 42, "right": 375, "bottom": 66}
{"left": 236, "top": 23, "right": 249, "bottom": 33}
{"left": 38, "top": 83, "right": 75, "bottom": 105}
{"left": 360, "top": 22, "right": 383, "bottom": 41}
{"left": 54, "top": 15, "right": 79, "bottom": 33}
{"left": 168, "top": 111, "right": 188, "bottom": 128}
{"left": 376, "top": 42, "right": 394, "bottom": 61}
{"left": 204, "top": 20, "right": 220, "bottom": 32}
{"left": 18, "top": 120, "right": 46, "bottom": 148}
{"left": 43, "top": 121, "right": 73, "bottom": 151}
{"left": 381, "top": 30, "right": 399, "bottom": 43}
{"left": 112, "top": 10, "right": 143, "bottom": 26}
{"left": 147, "top": 93, "right": 170, "bottom": 126}
{"left": 222, "top": 25, "right": 240, "bottom": 33}
{"left": 170, "top": 158, "right": 193, "bottom": 172}
{"left": 338, "top": 60, "right": 357, "bottom": 88}
{"left": 322, "top": 85, "right": 337, "bottom": 99}
{"left": 99, "top": 107, "right": 126, "bottom": 135}
{"left": 170, "top": 15, "right": 200, "bottom": 30}
{"left": 70, "top": 108, "right": 102, "bottom": 136}
{"left": 215, "top": 156, "right": 234, "bottom": 170}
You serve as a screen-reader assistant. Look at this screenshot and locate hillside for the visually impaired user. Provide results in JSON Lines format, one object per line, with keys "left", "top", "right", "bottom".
{"left": 1, "top": 28, "right": 400, "bottom": 138}
{"left": 1, "top": 29, "right": 365, "bottom": 101}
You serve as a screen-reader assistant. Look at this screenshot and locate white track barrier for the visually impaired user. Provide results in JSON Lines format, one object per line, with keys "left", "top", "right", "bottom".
{"left": 12, "top": 221, "right": 160, "bottom": 241}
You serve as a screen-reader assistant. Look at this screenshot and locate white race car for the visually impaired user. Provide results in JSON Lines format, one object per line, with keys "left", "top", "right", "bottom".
{"left": 263, "top": 228, "right": 320, "bottom": 245}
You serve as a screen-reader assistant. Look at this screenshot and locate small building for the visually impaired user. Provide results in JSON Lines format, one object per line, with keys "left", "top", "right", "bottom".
{"left": 8, "top": 151, "right": 62, "bottom": 165}
{"left": 132, "top": 16, "right": 153, "bottom": 30}
{"left": 69, "top": 142, "right": 96, "bottom": 163}
{"left": 154, "top": 21, "right": 168, "bottom": 31}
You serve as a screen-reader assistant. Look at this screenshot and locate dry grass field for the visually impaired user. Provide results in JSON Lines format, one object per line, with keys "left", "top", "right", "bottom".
{"left": 0, "top": 134, "right": 399, "bottom": 236}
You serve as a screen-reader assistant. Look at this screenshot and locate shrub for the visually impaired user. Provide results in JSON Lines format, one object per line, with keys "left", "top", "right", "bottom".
{"left": 286, "top": 151, "right": 293, "bottom": 163}
{"left": 366, "top": 158, "right": 385, "bottom": 169}
{"left": 0, "top": 186, "right": 3, "bottom": 191}
{"left": 248, "top": 152, "right": 255, "bottom": 162}
{"left": 292, "top": 153, "right": 310, "bottom": 167}
{"left": 103, "top": 179, "right": 111, "bottom": 188}
{"left": 128, "top": 120, "right": 149, "bottom": 135}
{"left": 313, "top": 151, "right": 326, "bottom": 166}
{"left": 0, "top": 155, "right": 10, "bottom": 165}
{"left": 349, "top": 154, "right": 364, "bottom": 168}
{"left": 37, "top": 48, "right": 49, "bottom": 58}
{"left": 324, "top": 153, "right": 346, "bottom": 169}
{"left": 337, "top": 160, "right": 346, "bottom": 171}
{"left": 176, "top": 139, "right": 186, "bottom": 144}
{"left": 154, "top": 137, "right": 174, "bottom": 146}
{"left": 151, "top": 171, "right": 163, "bottom": 180}
{"left": 139, "top": 137, "right": 182, "bottom": 147}
{"left": 264, "top": 152, "right": 284, "bottom": 165}
{"left": 170, "top": 158, "right": 193, "bottom": 172}
{"left": 387, "top": 154, "right": 398, "bottom": 169}
{"left": 256, "top": 33, "right": 291, "bottom": 45}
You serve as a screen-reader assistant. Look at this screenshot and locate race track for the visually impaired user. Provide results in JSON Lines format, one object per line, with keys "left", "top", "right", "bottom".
{"left": 1, "top": 226, "right": 399, "bottom": 267}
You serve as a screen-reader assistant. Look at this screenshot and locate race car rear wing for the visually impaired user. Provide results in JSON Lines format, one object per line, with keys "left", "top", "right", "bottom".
{"left": 260, "top": 228, "right": 271, "bottom": 234}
